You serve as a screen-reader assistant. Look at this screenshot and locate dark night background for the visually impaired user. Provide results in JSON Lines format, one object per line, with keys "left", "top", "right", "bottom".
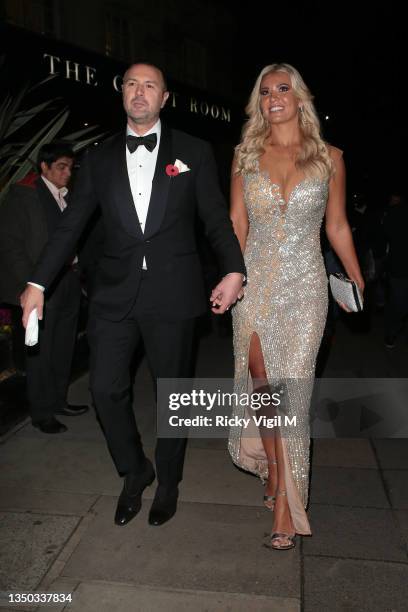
{"left": 1, "top": 1, "right": 406, "bottom": 205}
{"left": 233, "top": 3, "right": 406, "bottom": 203}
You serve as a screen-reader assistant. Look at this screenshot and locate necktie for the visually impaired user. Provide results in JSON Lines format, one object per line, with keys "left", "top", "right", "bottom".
{"left": 126, "top": 133, "right": 157, "bottom": 153}
{"left": 58, "top": 189, "right": 67, "bottom": 211}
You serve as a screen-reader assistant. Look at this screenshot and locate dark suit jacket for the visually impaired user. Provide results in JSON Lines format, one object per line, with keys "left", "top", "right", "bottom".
{"left": 31, "top": 124, "right": 246, "bottom": 321}
{"left": 0, "top": 178, "right": 79, "bottom": 307}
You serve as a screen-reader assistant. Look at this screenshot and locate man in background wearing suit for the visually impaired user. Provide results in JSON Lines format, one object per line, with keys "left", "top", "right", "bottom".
{"left": 20, "top": 63, "right": 245, "bottom": 527}
{"left": 0, "top": 142, "right": 89, "bottom": 433}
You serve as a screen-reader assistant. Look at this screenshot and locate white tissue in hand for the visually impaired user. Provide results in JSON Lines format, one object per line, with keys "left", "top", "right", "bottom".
{"left": 25, "top": 308, "right": 39, "bottom": 346}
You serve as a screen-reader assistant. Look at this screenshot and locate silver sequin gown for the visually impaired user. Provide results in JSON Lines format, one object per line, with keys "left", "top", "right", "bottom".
{"left": 228, "top": 160, "right": 329, "bottom": 534}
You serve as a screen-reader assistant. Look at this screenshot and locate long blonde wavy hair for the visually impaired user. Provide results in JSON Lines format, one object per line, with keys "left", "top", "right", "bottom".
{"left": 234, "top": 63, "right": 334, "bottom": 179}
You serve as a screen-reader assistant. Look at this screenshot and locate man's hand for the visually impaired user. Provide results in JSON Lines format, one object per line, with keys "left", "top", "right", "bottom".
{"left": 20, "top": 285, "right": 44, "bottom": 328}
{"left": 210, "top": 273, "right": 244, "bottom": 315}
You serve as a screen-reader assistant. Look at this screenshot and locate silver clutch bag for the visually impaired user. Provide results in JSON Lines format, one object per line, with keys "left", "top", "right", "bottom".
{"left": 329, "top": 273, "right": 363, "bottom": 312}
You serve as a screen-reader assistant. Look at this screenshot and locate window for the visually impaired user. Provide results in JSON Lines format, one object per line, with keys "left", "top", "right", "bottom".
{"left": 105, "top": 9, "right": 134, "bottom": 60}
{"left": 5, "top": 0, "right": 55, "bottom": 36}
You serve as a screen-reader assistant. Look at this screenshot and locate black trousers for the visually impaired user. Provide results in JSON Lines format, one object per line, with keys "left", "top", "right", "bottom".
{"left": 26, "top": 270, "right": 81, "bottom": 423}
{"left": 385, "top": 276, "right": 408, "bottom": 338}
{"left": 88, "top": 272, "right": 196, "bottom": 487}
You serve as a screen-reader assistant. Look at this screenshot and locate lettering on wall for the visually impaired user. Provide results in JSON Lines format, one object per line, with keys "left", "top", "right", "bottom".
{"left": 43, "top": 53, "right": 231, "bottom": 123}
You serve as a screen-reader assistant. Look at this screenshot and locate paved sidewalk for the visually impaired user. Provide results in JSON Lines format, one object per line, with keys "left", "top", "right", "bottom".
{"left": 1, "top": 314, "right": 407, "bottom": 611}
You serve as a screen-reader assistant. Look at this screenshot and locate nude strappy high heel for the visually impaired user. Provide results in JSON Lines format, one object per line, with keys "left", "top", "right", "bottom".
{"left": 263, "top": 459, "right": 277, "bottom": 511}
{"left": 264, "top": 490, "right": 296, "bottom": 550}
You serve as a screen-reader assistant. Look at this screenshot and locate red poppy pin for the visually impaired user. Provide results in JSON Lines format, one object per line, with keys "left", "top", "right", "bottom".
{"left": 166, "top": 164, "right": 179, "bottom": 177}
{"left": 165, "top": 159, "right": 190, "bottom": 177}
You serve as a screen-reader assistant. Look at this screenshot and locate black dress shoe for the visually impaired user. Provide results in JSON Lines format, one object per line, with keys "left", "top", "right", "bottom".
{"left": 56, "top": 404, "right": 89, "bottom": 416}
{"left": 33, "top": 418, "right": 68, "bottom": 434}
{"left": 148, "top": 486, "right": 179, "bottom": 526}
{"left": 114, "top": 460, "right": 155, "bottom": 526}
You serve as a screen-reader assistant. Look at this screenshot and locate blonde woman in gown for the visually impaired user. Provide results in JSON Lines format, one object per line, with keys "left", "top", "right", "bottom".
{"left": 228, "top": 64, "right": 364, "bottom": 550}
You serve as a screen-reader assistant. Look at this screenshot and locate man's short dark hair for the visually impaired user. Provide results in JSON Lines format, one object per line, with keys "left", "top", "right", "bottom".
{"left": 37, "top": 141, "right": 74, "bottom": 172}
{"left": 124, "top": 61, "right": 168, "bottom": 90}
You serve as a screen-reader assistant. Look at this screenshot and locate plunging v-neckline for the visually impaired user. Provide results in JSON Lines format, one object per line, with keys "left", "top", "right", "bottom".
{"left": 257, "top": 159, "right": 311, "bottom": 208}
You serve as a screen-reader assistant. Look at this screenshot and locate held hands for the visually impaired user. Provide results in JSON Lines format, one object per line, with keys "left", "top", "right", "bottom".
{"left": 20, "top": 285, "right": 44, "bottom": 328}
{"left": 210, "top": 272, "right": 244, "bottom": 315}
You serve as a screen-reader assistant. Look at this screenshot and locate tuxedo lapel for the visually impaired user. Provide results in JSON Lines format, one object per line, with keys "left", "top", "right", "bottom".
{"left": 37, "top": 177, "right": 62, "bottom": 213}
{"left": 109, "top": 132, "right": 144, "bottom": 239}
{"left": 144, "top": 123, "right": 172, "bottom": 239}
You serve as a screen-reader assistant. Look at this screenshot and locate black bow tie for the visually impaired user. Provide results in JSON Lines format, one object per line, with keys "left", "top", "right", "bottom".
{"left": 126, "top": 133, "right": 157, "bottom": 153}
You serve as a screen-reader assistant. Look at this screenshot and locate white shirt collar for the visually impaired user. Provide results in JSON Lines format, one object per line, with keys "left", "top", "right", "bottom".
{"left": 41, "top": 175, "right": 68, "bottom": 199}
{"left": 126, "top": 119, "right": 161, "bottom": 140}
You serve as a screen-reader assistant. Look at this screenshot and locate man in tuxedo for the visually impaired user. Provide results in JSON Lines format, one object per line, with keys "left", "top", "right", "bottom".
{"left": 0, "top": 142, "right": 89, "bottom": 433}
{"left": 21, "top": 63, "right": 245, "bottom": 527}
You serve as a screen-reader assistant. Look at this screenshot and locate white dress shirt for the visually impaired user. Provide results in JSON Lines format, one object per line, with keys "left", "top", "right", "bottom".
{"left": 126, "top": 119, "right": 161, "bottom": 269}
{"left": 41, "top": 175, "right": 68, "bottom": 211}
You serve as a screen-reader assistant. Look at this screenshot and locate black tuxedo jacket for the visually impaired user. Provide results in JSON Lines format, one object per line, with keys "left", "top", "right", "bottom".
{"left": 31, "top": 124, "right": 245, "bottom": 321}
{"left": 0, "top": 178, "right": 76, "bottom": 306}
